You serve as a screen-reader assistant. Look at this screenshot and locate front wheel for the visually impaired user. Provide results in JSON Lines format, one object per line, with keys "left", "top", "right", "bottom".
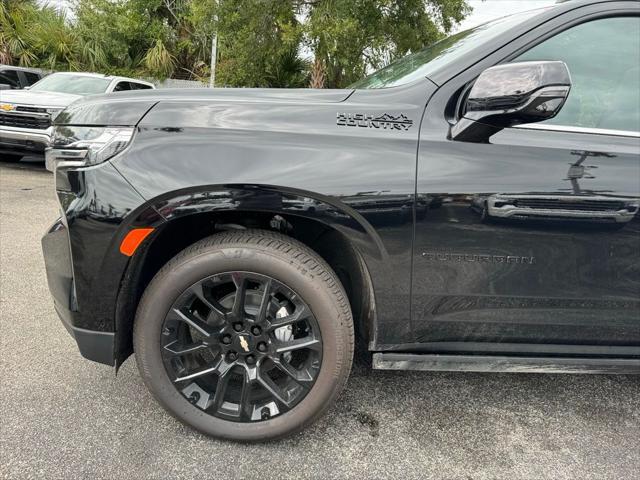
{"left": 133, "top": 230, "right": 354, "bottom": 441}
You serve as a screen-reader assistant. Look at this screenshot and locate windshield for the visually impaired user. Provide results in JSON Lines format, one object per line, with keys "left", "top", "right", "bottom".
{"left": 351, "top": 9, "right": 547, "bottom": 89}
{"left": 30, "top": 74, "right": 111, "bottom": 95}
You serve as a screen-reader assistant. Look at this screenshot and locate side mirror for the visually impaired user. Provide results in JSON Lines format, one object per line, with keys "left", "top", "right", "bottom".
{"left": 451, "top": 61, "right": 571, "bottom": 143}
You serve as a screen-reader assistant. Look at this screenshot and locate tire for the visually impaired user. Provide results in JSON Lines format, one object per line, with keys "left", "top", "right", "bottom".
{"left": 1, "top": 154, "right": 22, "bottom": 162}
{"left": 134, "top": 229, "right": 354, "bottom": 441}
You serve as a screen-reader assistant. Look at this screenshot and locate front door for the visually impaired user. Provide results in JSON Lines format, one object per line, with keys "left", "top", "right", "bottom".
{"left": 412, "top": 14, "right": 640, "bottom": 354}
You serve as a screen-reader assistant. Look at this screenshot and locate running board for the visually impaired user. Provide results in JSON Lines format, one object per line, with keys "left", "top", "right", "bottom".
{"left": 372, "top": 353, "right": 640, "bottom": 374}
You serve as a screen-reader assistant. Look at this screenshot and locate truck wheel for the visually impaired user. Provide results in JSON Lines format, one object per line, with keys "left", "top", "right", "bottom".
{"left": 1, "top": 154, "right": 22, "bottom": 162}
{"left": 134, "top": 229, "right": 354, "bottom": 441}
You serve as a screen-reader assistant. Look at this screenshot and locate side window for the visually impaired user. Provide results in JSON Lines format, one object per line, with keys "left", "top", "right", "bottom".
{"left": 0, "top": 69, "right": 20, "bottom": 88}
{"left": 24, "top": 72, "right": 41, "bottom": 86}
{"left": 131, "top": 83, "right": 153, "bottom": 90}
{"left": 113, "top": 82, "right": 132, "bottom": 92}
{"left": 516, "top": 16, "right": 640, "bottom": 133}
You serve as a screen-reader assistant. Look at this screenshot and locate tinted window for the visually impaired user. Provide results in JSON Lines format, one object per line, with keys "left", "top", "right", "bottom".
{"left": 24, "top": 72, "right": 41, "bottom": 86}
{"left": 130, "top": 82, "right": 153, "bottom": 90}
{"left": 516, "top": 16, "right": 640, "bottom": 132}
{"left": 30, "top": 74, "right": 111, "bottom": 95}
{"left": 113, "top": 82, "right": 132, "bottom": 92}
{"left": 0, "top": 69, "right": 20, "bottom": 88}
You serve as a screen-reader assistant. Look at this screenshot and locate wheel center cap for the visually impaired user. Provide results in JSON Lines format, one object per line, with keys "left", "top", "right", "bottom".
{"left": 236, "top": 334, "right": 252, "bottom": 353}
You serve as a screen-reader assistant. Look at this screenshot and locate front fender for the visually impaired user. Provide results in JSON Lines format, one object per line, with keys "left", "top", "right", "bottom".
{"left": 146, "top": 184, "right": 388, "bottom": 261}
{"left": 113, "top": 183, "right": 391, "bottom": 367}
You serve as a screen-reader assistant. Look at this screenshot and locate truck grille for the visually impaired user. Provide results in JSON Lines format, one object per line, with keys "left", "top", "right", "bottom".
{"left": 512, "top": 198, "right": 626, "bottom": 212}
{"left": 16, "top": 106, "right": 48, "bottom": 114}
{"left": 0, "top": 112, "right": 51, "bottom": 130}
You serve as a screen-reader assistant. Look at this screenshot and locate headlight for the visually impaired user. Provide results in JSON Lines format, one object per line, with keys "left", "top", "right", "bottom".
{"left": 45, "top": 126, "right": 135, "bottom": 172}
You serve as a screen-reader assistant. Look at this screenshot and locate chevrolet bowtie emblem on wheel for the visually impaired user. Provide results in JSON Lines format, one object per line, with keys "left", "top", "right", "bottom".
{"left": 0, "top": 104, "right": 15, "bottom": 112}
{"left": 239, "top": 335, "right": 250, "bottom": 352}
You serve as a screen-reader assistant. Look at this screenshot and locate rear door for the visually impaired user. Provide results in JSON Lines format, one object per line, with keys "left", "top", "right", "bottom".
{"left": 413, "top": 10, "right": 640, "bottom": 355}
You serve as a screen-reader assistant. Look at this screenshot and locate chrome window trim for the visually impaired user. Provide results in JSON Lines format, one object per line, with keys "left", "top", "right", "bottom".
{"left": 515, "top": 123, "right": 640, "bottom": 138}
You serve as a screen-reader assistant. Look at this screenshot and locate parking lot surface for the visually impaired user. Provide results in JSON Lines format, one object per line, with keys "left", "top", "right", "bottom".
{"left": 1, "top": 161, "right": 639, "bottom": 480}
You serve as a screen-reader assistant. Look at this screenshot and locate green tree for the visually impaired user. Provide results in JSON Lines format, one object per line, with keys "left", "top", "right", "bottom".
{"left": 0, "top": 0, "right": 471, "bottom": 87}
{"left": 190, "top": 0, "right": 304, "bottom": 87}
{"left": 194, "top": 0, "right": 470, "bottom": 88}
{"left": 300, "top": 0, "right": 471, "bottom": 88}
{"left": 72, "top": 0, "right": 176, "bottom": 77}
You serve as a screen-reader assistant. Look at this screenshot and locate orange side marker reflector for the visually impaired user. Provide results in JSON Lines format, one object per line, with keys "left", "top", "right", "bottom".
{"left": 120, "top": 228, "right": 154, "bottom": 257}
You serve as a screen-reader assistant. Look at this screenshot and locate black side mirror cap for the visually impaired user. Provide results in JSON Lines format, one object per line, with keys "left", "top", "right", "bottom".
{"left": 451, "top": 61, "right": 571, "bottom": 143}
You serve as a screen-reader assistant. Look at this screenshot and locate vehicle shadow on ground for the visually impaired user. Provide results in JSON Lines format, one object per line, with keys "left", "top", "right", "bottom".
{"left": 98, "top": 356, "right": 639, "bottom": 479}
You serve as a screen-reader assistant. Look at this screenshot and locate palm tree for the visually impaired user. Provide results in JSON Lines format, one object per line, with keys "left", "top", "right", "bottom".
{"left": 0, "top": 2, "right": 38, "bottom": 65}
{"left": 266, "top": 46, "right": 310, "bottom": 88}
{"left": 143, "top": 39, "right": 176, "bottom": 79}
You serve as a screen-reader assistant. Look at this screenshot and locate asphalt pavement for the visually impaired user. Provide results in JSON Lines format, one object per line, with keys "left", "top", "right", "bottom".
{"left": 1, "top": 161, "right": 639, "bottom": 480}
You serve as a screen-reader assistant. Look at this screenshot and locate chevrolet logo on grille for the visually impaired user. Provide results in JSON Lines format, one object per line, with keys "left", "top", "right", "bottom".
{"left": 0, "top": 104, "right": 16, "bottom": 112}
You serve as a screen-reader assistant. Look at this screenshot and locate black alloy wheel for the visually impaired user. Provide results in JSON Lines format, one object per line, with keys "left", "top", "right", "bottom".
{"left": 161, "top": 271, "right": 322, "bottom": 422}
{"left": 134, "top": 230, "right": 354, "bottom": 441}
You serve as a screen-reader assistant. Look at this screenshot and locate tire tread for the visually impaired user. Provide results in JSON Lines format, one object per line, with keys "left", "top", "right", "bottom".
{"left": 133, "top": 229, "right": 354, "bottom": 441}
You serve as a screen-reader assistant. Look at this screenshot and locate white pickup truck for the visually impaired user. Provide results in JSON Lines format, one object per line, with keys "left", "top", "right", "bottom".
{"left": 0, "top": 71, "right": 154, "bottom": 162}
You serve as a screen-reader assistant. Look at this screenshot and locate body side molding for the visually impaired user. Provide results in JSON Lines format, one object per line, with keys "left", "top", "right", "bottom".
{"left": 373, "top": 353, "right": 640, "bottom": 374}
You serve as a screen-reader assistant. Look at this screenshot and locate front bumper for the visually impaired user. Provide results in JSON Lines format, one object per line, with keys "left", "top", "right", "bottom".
{"left": 41, "top": 159, "right": 163, "bottom": 367}
{"left": 0, "top": 126, "right": 53, "bottom": 157}
{"left": 42, "top": 217, "right": 115, "bottom": 366}
{"left": 55, "top": 300, "right": 115, "bottom": 366}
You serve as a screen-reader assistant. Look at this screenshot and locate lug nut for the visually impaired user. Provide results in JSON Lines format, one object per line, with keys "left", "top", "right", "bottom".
{"left": 251, "top": 325, "right": 262, "bottom": 336}
{"left": 261, "top": 407, "right": 271, "bottom": 420}
{"left": 188, "top": 392, "right": 200, "bottom": 404}
{"left": 221, "top": 334, "right": 232, "bottom": 345}
{"left": 227, "top": 351, "right": 238, "bottom": 361}
{"left": 246, "top": 355, "right": 256, "bottom": 365}
{"left": 233, "top": 322, "right": 244, "bottom": 332}
{"left": 162, "top": 326, "right": 174, "bottom": 336}
{"left": 257, "top": 342, "right": 267, "bottom": 353}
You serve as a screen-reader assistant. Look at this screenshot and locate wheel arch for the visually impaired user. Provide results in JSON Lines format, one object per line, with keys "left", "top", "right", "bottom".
{"left": 114, "top": 184, "right": 380, "bottom": 368}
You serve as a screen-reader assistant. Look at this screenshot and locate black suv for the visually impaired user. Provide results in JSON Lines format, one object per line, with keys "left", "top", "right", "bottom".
{"left": 42, "top": 0, "right": 640, "bottom": 441}
{"left": 0, "top": 65, "right": 43, "bottom": 90}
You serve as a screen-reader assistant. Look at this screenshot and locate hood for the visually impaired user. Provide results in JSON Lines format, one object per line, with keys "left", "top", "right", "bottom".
{"left": 0, "top": 89, "right": 82, "bottom": 108}
{"left": 82, "top": 87, "right": 354, "bottom": 105}
{"left": 55, "top": 87, "right": 355, "bottom": 126}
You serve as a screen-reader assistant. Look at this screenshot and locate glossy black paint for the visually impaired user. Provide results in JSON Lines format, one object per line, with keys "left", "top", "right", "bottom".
{"left": 42, "top": 0, "right": 640, "bottom": 368}
{"left": 54, "top": 98, "right": 158, "bottom": 126}
{"left": 451, "top": 60, "right": 571, "bottom": 142}
{"left": 412, "top": 1, "right": 640, "bottom": 356}
{"left": 100, "top": 80, "right": 435, "bottom": 352}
